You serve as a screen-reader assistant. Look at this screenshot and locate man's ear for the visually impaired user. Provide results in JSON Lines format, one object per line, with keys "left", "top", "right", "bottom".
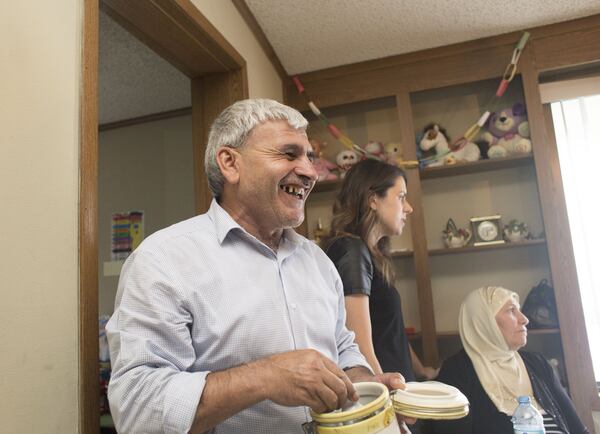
{"left": 216, "top": 147, "right": 240, "bottom": 185}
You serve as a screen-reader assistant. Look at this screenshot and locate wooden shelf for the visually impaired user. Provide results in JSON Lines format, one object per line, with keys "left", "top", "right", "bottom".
{"left": 428, "top": 238, "right": 546, "bottom": 256}
{"left": 420, "top": 154, "right": 534, "bottom": 179}
{"left": 391, "top": 250, "right": 414, "bottom": 258}
{"left": 310, "top": 154, "right": 535, "bottom": 194}
{"left": 408, "top": 328, "right": 559, "bottom": 341}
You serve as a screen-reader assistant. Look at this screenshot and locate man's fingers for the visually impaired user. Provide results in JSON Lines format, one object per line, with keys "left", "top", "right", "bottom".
{"left": 314, "top": 384, "right": 341, "bottom": 412}
{"left": 321, "top": 357, "right": 358, "bottom": 401}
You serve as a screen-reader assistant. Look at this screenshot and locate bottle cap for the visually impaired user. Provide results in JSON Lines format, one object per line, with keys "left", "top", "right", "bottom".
{"left": 517, "top": 396, "right": 531, "bottom": 404}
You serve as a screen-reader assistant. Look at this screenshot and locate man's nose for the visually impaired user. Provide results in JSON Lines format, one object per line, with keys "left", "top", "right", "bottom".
{"left": 405, "top": 200, "right": 414, "bottom": 214}
{"left": 298, "top": 156, "right": 318, "bottom": 181}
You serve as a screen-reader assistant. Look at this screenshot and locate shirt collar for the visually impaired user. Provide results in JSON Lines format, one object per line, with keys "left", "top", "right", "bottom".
{"left": 207, "top": 199, "right": 306, "bottom": 251}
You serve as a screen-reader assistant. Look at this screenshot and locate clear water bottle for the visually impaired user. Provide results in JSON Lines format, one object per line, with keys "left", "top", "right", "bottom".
{"left": 511, "top": 396, "right": 545, "bottom": 434}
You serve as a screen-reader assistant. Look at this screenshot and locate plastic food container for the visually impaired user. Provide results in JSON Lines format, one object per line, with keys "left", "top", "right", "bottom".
{"left": 302, "top": 382, "right": 400, "bottom": 434}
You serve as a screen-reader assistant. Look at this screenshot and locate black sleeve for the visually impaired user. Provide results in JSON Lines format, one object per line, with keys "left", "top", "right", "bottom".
{"left": 426, "top": 351, "right": 475, "bottom": 434}
{"left": 325, "top": 237, "right": 373, "bottom": 296}
{"left": 525, "top": 352, "right": 590, "bottom": 434}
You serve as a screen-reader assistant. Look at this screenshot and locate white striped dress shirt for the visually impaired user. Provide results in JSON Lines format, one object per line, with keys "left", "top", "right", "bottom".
{"left": 106, "top": 199, "right": 369, "bottom": 434}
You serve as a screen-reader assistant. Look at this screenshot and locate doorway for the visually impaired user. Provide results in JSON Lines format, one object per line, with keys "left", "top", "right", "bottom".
{"left": 80, "top": 1, "right": 248, "bottom": 432}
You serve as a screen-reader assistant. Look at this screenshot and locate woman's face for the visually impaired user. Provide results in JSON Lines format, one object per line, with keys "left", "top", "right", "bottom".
{"left": 495, "top": 299, "right": 529, "bottom": 351}
{"left": 370, "top": 177, "right": 413, "bottom": 236}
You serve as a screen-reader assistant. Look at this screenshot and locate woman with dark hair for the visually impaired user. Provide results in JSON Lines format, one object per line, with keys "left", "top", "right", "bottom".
{"left": 322, "top": 158, "right": 438, "bottom": 383}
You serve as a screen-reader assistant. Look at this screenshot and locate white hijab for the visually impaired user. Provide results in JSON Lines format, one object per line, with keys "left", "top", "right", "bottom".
{"left": 459, "top": 286, "right": 535, "bottom": 415}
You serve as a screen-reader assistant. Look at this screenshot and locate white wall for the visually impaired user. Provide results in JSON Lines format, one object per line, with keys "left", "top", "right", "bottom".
{"left": 191, "top": 0, "right": 283, "bottom": 100}
{"left": 98, "top": 116, "right": 195, "bottom": 315}
{"left": 0, "top": 1, "right": 81, "bottom": 433}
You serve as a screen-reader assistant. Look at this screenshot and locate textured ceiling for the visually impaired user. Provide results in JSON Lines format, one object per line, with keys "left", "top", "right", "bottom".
{"left": 245, "top": 0, "right": 600, "bottom": 75}
{"left": 99, "top": 9, "right": 190, "bottom": 125}
{"left": 99, "top": 1, "right": 600, "bottom": 124}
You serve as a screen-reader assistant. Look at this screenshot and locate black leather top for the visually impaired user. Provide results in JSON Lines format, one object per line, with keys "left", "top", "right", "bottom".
{"left": 325, "top": 236, "right": 414, "bottom": 381}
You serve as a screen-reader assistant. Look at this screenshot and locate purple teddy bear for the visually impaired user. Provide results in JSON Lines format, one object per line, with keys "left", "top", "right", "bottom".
{"left": 482, "top": 102, "right": 532, "bottom": 158}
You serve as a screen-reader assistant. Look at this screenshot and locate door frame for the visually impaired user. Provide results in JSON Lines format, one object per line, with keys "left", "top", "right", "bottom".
{"left": 80, "top": 1, "right": 248, "bottom": 432}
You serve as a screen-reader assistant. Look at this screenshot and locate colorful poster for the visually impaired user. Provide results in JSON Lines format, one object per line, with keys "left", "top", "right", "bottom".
{"left": 111, "top": 211, "right": 144, "bottom": 260}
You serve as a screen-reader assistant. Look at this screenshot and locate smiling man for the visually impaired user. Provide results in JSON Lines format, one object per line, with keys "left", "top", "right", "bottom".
{"left": 106, "top": 99, "right": 407, "bottom": 434}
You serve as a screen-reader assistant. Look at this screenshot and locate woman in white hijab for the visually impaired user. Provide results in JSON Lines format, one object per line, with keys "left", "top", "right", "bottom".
{"left": 427, "top": 286, "right": 588, "bottom": 434}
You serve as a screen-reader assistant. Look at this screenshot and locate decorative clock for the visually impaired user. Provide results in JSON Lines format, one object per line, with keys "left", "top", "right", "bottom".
{"left": 470, "top": 215, "right": 505, "bottom": 246}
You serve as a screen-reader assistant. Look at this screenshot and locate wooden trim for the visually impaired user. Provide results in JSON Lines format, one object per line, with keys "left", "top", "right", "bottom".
{"left": 192, "top": 68, "right": 249, "bottom": 214}
{"left": 520, "top": 52, "right": 597, "bottom": 431}
{"left": 395, "top": 91, "right": 439, "bottom": 367}
{"left": 231, "top": 0, "right": 288, "bottom": 81}
{"left": 101, "top": 0, "right": 245, "bottom": 77}
{"left": 98, "top": 107, "right": 192, "bottom": 131}
{"left": 80, "top": 0, "right": 99, "bottom": 433}
{"left": 532, "top": 17, "right": 600, "bottom": 72}
{"left": 285, "top": 43, "right": 515, "bottom": 109}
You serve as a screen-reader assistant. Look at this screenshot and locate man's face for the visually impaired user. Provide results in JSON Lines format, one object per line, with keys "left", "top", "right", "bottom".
{"left": 231, "top": 120, "right": 318, "bottom": 232}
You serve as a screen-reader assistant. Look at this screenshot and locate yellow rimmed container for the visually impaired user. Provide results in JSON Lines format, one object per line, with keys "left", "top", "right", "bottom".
{"left": 302, "top": 382, "right": 400, "bottom": 434}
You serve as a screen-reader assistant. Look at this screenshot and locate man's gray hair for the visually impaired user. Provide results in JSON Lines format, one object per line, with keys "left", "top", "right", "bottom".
{"left": 205, "top": 98, "right": 309, "bottom": 198}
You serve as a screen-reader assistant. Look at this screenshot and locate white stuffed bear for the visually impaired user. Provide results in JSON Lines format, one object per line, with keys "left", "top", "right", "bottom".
{"left": 336, "top": 150, "right": 358, "bottom": 178}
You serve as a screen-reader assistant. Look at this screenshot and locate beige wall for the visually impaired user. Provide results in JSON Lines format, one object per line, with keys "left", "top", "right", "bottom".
{"left": 98, "top": 116, "right": 195, "bottom": 315}
{"left": 191, "top": 0, "right": 283, "bottom": 100}
{"left": 0, "top": 0, "right": 281, "bottom": 432}
{"left": 0, "top": 1, "right": 81, "bottom": 433}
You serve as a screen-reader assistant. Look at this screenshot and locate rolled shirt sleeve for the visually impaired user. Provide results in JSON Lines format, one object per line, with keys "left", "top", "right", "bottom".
{"left": 106, "top": 250, "right": 206, "bottom": 434}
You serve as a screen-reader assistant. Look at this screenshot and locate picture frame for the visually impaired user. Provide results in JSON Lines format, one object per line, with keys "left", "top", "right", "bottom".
{"left": 470, "top": 215, "right": 505, "bottom": 246}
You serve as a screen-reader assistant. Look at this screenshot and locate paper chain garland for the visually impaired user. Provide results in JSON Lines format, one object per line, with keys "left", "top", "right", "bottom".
{"left": 292, "top": 32, "right": 530, "bottom": 168}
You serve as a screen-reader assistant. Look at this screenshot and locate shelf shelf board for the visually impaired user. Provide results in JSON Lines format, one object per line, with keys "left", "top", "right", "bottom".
{"left": 420, "top": 154, "right": 534, "bottom": 179}
{"left": 310, "top": 155, "right": 535, "bottom": 194}
{"left": 428, "top": 238, "right": 546, "bottom": 256}
{"left": 408, "top": 327, "right": 559, "bottom": 341}
{"left": 391, "top": 250, "right": 414, "bottom": 258}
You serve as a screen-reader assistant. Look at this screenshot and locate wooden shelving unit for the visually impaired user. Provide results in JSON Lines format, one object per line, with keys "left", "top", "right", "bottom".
{"left": 286, "top": 20, "right": 600, "bottom": 424}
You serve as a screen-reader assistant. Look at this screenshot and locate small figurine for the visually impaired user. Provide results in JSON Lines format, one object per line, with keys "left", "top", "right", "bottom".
{"left": 336, "top": 149, "right": 358, "bottom": 178}
{"left": 503, "top": 219, "right": 530, "bottom": 242}
{"left": 312, "top": 218, "right": 328, "bottom": 244}
{"left": 442, "top": 218, "right": 472, "bottom": 248}
{"left": 363, "top": 140, "right": 384, "bottom": 159}
{"left": 383, "top": 142, "right": 403, "bottom": 165}
{"left": 481, "top": 103, "right": 532, "bottom": 158}
{"left": 309, "top": 138, "right": 338, "bottom": 181}
{"left": 420, "top": 123, "right": 480, "bottom": 167}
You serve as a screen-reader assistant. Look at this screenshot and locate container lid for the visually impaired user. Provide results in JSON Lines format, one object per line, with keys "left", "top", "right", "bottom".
{"left": 391, "top": 381, "right": 470, "bottom": 420}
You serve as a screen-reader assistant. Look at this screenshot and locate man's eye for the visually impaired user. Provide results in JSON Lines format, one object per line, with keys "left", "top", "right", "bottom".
{"left": 284, "top": 152, "right": 296, "bottom": 160}
{"left": 307, "top": 152, "right": 316, "bottom": 163}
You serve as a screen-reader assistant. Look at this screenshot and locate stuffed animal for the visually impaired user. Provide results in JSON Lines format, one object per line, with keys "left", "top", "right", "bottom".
{"left": 363, "top": 140, "right": 384, "bottom": 159}
{"left": 336, "top": 150, "right": 358, "bottom": 178}
{"left": 309, "top": 138, "right": 338, "bottom": 181}
{"left": 383, "top": 142, "right": 403, "bottom": 165}
{"left": 481, "top": 103, "right": 532, "bottom": 158}
{"left": 419, "top": 123, "right": 480, "bottom": 167}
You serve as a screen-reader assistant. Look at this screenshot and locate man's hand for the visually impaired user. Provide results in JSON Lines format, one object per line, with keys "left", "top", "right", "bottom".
{"left": 257, "top": 349, "right": 358, "bottom": 414}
